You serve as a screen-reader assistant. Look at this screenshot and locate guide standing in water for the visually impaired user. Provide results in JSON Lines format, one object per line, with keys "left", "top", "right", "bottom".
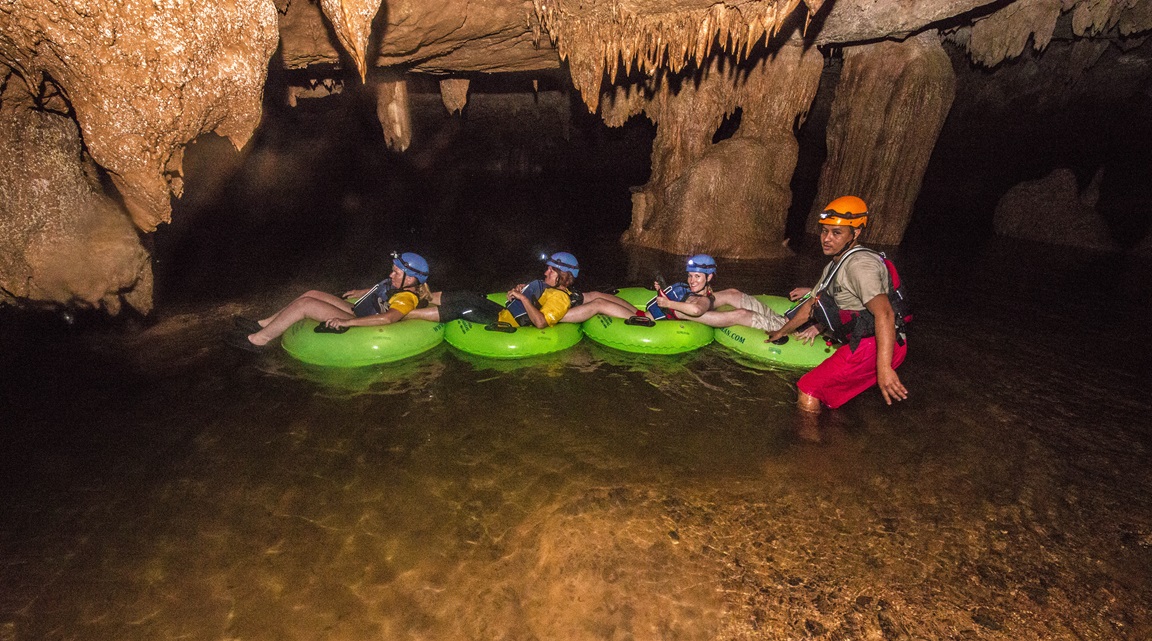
{"left": 767, "top": 196, "right": 910, "bottom": 412}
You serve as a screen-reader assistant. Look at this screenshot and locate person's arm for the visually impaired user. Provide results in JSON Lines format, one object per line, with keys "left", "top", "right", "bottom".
{"left": 660, "top": 295, "right": 711, "bottom": 317}
{"left": 788, "top": 287, "right": 812, "bottom": 301}
{"left": 864, "top": 293, "right": 908, "bottom": 405}
{"left": 766, "top": 297, "right": 816, "bottom": 342}
{"left": 654, "top": 284, "right": 710, "bottom": 317}
{"left": 328, "top": 291, "right": 419, "bottom": 328}
{"left": 508, "top": 287, "right": 551, "bottom": 328}
{"left": 327, "top": 308, "right": 404, "bottom": 328}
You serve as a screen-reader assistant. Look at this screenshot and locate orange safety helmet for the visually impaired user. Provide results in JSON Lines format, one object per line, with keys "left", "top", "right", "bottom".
{"left": 818, "top": 195, "right": 869, "bottom": 228}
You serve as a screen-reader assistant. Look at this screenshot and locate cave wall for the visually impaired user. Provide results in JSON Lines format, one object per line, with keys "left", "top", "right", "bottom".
{"left": 811, "top": 32, "right": 956, "bottom": 245}
{"left": 2, "top": 0, "right": 1152, "bottom": 312}
{"left": 0, "top": 84, "right": 151, "bottom": 313}
{"left": 0, "top": 0, "right": 279, "bottom": 312}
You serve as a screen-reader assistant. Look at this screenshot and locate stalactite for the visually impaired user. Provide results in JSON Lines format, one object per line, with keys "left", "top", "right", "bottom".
{"left": 439, "top": 78, "right": 470, "bottom": 115}
{"left": 318, "top": 0, "right": 382, "bottom": 82}
{"left": 375, "top": 77, "right": 411, "bottom": 152}
{"left": 530, "top": 0, "right": 808, "bottom": 112}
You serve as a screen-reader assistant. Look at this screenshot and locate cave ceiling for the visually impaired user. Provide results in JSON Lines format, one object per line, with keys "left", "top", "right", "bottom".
{"left": 2, "top": 0, "right": 1151, "bottom": 311}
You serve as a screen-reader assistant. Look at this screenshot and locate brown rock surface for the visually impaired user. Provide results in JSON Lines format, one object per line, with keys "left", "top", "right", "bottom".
{"left": 0, "top": 0, "right": 279, "bottom": 231}
{"left": 994, "top": 167, "right": 1117, "bottom": 250}
{"left": 2, "top": 0, "right": 1152, "bottom": 311}
{"left": 0, "top": 95, "right": 152, "bottom": 314}
{"left": 811, "top": 33, "right": 956, "bottom": 245}
{"left": 616, "top": 43, "right": 824, "bottom": 258}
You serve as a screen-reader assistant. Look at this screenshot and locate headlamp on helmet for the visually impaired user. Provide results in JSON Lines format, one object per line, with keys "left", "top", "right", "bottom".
{"left": 685, "top": 254, "right": 717, "bottom": 275}
{"left": 818, "top": 195, "right": 869, "bottom": 228}
{"left": 391, "top": 251, "right": 430, "bottom": 284}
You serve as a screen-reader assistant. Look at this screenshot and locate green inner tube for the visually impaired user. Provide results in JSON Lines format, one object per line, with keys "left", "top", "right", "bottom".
{"left": 713, "top": 295, "right": 837, "bottom": 369}
{"left": 282, "top": 318, "right": 446, "bottom": 367}
{"left": 443, "top": 293, "right": 583, "bottom": 359}
{"left": 582, "top": 287, "right": 713, "bottom": 355}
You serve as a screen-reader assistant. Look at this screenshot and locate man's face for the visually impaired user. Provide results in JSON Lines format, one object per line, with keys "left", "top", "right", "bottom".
{"left": 820, "top": 225, "right": 858, "bottom": 256}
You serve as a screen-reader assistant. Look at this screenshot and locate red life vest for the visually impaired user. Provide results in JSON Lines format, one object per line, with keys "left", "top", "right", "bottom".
{"left": 810, "top": 248, "right": 912, "bottom": 351}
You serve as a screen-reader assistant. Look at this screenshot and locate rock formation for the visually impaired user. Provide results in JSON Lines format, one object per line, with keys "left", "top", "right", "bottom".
{"left": 0, "top": 84, "right": 152, "bottom": 313}
{"left": 810, "top": 33, "right": 956, "bottom": 245}
{"left": 994, "top": 167, "right": 1117, "bottom": 251}
{"left": 2, "top": 0, "right": 1150, "bottom": 311}
{"left": 609, "top": 45, "right": 824, "bottom": 257}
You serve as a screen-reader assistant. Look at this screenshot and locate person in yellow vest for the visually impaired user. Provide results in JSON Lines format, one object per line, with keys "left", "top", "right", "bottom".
{"left": 408, "top": 252, "right": 638, "bottom": 328}
{"left": 226, "top": 252, "right": 433, "bottom": 351}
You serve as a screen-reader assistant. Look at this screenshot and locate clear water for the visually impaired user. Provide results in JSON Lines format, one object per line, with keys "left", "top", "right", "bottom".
{"left": 3, "top": 236, "right": 1150, "bottom": 640}
{"left": 3, "top": 95, "right": 1152, "bottom": 639}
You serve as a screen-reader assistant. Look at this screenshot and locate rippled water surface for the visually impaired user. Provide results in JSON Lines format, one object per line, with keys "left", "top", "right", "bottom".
{"left": 3, "top": 234, "right": 1151, "bottom": 640}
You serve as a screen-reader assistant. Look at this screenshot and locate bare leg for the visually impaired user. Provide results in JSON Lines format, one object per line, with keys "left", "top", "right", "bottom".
{"left": 258, "top": 290, "right": 351, "bottom": 328}
{"left": 406, "top": 306, "right": 441, "bottom": 322}
{"left": 582, "top": 291, "right": 637, "bottom": 310}
{"left": 797, "top": 391, "right": 822, "bottom": 413}
{"left": 694, "top": 308, "right": 757, "bottom": 328}
{"left": 248, "top": 295, "right": 354, "bottom": 345}
{"left": 561, "top": 297, "right": 638, "bottom": 323}
{"left": 710, "top": 288, "right": 746, "bottom": 308}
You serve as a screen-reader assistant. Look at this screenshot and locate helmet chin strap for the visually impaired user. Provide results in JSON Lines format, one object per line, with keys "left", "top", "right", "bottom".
{"left": 831, "top": 230, "right": 861, "bottom": 260}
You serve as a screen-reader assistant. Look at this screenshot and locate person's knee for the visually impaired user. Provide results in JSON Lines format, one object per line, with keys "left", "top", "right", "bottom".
{"left": 713, "top": 288, "right": 742, "bottom": 304}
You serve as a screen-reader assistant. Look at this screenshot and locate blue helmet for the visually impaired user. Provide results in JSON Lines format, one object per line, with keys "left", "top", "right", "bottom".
{"left": 686, "top": 254, "right": 717, "bottom": 275}
{"left": 545, "top": 251, "right": 580, "bottom": 278}
{"left": 392, "top": 251, "right": 430, "bottom": 284}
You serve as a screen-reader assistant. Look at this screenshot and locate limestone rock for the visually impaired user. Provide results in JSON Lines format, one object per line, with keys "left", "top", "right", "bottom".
{"left": 811, "top": 33, "right": 956, "bottom": 245}
{"left": 0, "top": 0, "right": 280, "bottom": 231}
{"left": 619, "top": 43, "right": 824, "bottom": 258}
{"left": 0, "top": 104, "right": 152, "bottom": 314}
{"left": 993, "top": 167, "right": 1117, "bottom": 251}
{"left": 626, "top": 138, "right": 792, "bottom": 258}
{"left": 318, "top": 0, "right": 382, "bottom": 81}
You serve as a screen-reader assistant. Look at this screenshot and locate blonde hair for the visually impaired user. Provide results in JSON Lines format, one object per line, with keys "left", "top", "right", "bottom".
{"left": 414, "top": 282, "right": 433, "bottom": 304}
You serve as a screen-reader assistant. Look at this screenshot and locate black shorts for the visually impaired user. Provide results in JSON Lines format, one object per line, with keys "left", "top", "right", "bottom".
{"left": 437, "top": 291, "right": 504, "bottom": 324}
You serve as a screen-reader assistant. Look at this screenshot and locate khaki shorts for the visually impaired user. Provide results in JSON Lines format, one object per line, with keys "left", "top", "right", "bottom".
{"left": 738, "top": 293, "right": 787, "bottom": 331}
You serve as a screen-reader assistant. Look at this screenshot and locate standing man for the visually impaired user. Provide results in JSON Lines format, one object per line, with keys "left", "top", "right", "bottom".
{"left": 768, "top": 196, "right": 909, "bottom": 412}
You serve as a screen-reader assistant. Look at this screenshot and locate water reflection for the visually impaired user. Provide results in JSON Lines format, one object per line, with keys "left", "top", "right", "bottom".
{"left": 2, "top": 240, "right": 1151, "bottom": 640}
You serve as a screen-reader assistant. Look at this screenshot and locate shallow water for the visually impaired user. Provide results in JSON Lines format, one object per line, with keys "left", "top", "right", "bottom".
{"left": 3, "top": 234, "right": 1151, "bottom": 640}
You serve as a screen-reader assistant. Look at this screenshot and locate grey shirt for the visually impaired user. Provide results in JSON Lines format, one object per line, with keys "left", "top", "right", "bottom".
{"left": 814, "top": 249, "right": 889, "bottom": 312}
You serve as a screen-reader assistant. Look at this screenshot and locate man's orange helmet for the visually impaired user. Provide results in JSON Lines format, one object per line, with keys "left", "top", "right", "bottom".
{"left": 818, "top": 195, "right": 869, "bottom": 228}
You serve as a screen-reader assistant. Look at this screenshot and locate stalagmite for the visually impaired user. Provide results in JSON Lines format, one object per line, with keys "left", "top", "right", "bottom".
{"left": 439, "top": 78, "right": 471, "bottom": 115}
{"left": 376, "top": 78, "right": 412, "bottom": 152}
{"left": 811, "top": 32, "right": 956, "bottom": 245}
{"left": 0, "top": 94, "right": 152, "bottom": 314}
{"left": 618, "top": 44, "right": 825, "bottom": 258}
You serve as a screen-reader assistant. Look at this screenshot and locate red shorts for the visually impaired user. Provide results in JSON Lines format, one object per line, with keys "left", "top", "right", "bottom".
{"left": 797, "top": 337, "right": 907, "bottom": 409}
